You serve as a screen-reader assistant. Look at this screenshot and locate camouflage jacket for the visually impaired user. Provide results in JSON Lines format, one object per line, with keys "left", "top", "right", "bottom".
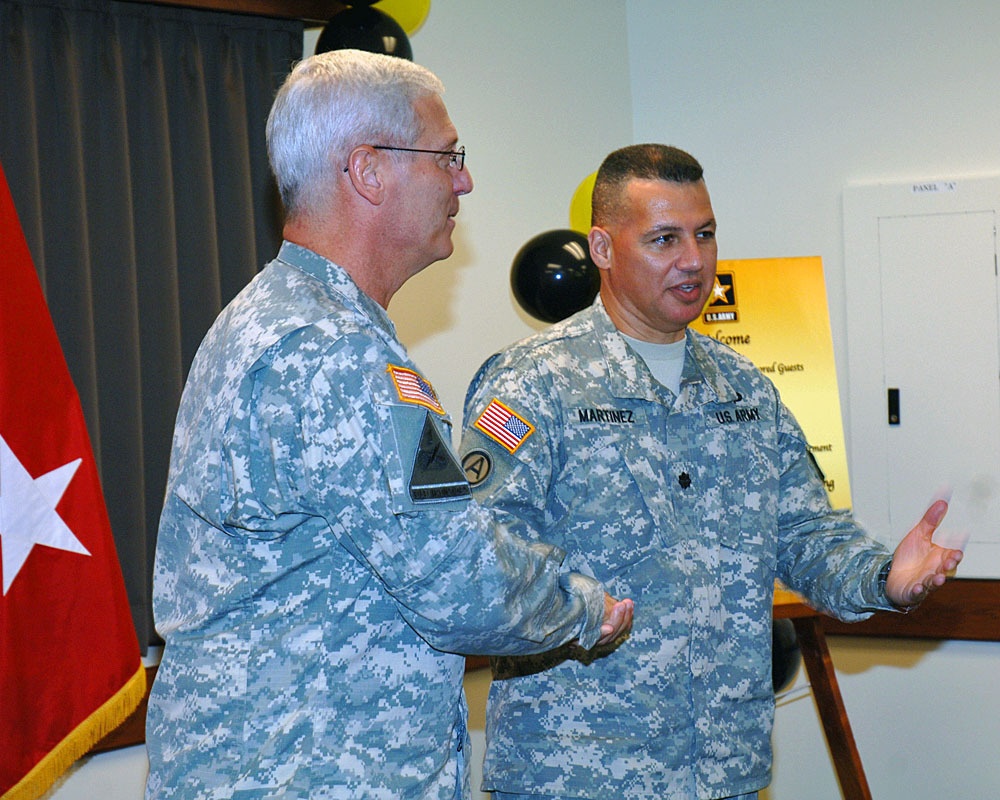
{"left": 146, "top": 242, "right": 606, "bottom": 800}
{"left": 459, "top": 299, "right": 894, "bottom": 800}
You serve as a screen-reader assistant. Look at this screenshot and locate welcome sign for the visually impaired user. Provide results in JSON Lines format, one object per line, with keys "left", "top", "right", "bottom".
{"left": 690, "top": 256, "right": 852, "bottom": 510}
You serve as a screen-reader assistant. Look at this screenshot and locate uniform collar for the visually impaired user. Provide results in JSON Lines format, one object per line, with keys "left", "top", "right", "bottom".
{"left": 683, "top": 330, "right": 745, "bottom": 406}
{"left": 275, "top": 240, "right": 398, "bottom": 341}
{"left": 590, "top": 298, "right": 742, "bottom": 408}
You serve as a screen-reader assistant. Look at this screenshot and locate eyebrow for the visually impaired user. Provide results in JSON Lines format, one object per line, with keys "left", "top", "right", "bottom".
{"left": 429, "top": 132, "right": 460, "bottom": 150}
{"left": 645, "top": 218, "right": 716, "bottom": 237}
{"left": 652, "top": 219, "right": 714, "bottom": 231}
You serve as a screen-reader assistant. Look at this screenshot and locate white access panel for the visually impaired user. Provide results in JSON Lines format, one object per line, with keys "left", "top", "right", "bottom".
{"left": 844, "top": 176, "right": 1000, "bottom": 578}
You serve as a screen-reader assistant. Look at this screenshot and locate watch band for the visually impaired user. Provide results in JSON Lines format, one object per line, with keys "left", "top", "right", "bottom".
{"left": 877, "top": 557, "right": 893, "bottom": 601}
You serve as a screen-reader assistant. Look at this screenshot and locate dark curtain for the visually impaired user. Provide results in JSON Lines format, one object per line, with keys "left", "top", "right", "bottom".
{"left": 0, "top": 0, "right": 303, "bottom": 651}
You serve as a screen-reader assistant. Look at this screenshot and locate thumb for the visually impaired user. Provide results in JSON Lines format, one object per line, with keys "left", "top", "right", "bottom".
{"left": 922, "top": 499, "right": 949, "bottom": 531}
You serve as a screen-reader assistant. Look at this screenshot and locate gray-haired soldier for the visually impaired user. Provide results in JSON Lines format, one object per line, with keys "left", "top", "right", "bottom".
{"left": 144, "top": 50, "right": 632, "bottom": 800}
{"left": 460, "top": 144, "right": 962, "bottom": 800}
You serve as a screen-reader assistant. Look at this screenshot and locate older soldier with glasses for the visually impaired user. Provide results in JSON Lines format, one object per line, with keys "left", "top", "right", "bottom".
{"left": 145, "top": 50, "right": 632, "bottom": 800}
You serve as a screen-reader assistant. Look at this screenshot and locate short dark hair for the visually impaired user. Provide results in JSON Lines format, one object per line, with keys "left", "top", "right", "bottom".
{"left": 591, "top": 144, "right": 704, "bottom": 227}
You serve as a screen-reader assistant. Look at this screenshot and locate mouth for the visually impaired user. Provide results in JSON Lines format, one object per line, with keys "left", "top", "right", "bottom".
{"left": 670, "top": 281, "right": 703, "bottom": 300}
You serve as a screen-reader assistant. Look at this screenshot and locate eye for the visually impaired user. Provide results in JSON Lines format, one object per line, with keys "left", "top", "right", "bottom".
{"left": 446, "top": 146, "right": 466, "bottom": 171}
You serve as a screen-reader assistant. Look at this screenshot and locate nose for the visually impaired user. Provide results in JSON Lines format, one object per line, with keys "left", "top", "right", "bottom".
{"left": 453, "top": 163, "right": 473, "bottom": 196}
{"left": 677, "top": 235, "right": 702, "bottom": 271}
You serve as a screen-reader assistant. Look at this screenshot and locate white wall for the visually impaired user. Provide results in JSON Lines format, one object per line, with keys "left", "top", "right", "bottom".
{"left": 50, "top": 2, "right": 999, "bottom": 798}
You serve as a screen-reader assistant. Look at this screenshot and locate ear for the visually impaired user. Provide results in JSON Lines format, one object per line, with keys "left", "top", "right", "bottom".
{"left": 588, "top": 226, "right": 613, "bottom": 272}
{"left": 344, "top": 146, "right": 386, "bottom": 206}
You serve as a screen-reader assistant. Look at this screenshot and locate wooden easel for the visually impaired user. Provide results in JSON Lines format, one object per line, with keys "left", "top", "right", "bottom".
{"left": 774, "top": 587, "right": 871, "bottom": 800}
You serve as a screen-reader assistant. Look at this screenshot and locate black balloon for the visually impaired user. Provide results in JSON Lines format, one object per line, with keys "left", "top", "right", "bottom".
{"left": 510, "top": 229, "right": 600, "bottom": 323}
{"left": 315, "top": 6, "right": 413, "bottom": 60}
{"left": 771, "top": 618, "right": 802, "bottom": 693}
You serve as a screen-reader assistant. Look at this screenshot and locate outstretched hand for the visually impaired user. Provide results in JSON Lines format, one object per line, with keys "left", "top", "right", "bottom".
{"left": 886, "top": 499, "right": 964, "bottom": 609}
{"left": 596, "top": 594, "right": 634, "bottom": 646}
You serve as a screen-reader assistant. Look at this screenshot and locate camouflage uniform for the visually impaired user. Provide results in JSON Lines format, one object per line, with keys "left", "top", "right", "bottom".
{"left": 145, "top": 242, "right": 607, "bottom": 800}
{"left": 459, "top": 299, "right": 895, "bottom": 800}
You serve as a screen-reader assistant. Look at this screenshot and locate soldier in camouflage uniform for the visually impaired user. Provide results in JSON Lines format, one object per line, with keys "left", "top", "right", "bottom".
{"left": 459, "top": 144, "right": 963, "bottom": 800}
{"left": 144, "top": 51, "right": 633, "bottom": 800}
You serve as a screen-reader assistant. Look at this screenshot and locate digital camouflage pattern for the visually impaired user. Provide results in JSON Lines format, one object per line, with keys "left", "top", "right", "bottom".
{"left": 146, "top": 242, "right": 607, "bottom": 800}
{"left": 460, "top": 299, "right": 895, "bottom": 800}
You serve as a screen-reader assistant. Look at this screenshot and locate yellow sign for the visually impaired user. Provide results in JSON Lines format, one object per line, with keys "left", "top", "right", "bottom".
{"left": 690, "top": 256, "right": 852, "bottom": 509}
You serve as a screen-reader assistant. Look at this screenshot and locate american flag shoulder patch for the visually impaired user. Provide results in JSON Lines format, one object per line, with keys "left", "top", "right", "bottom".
{"left": 474, "top": 398, "right": 535, "bottom": 453}
{"left": 387, "top": 364, "right": 445, "bottom": 414}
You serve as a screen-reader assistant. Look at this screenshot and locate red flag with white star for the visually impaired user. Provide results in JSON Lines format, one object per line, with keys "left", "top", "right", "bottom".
{"left": 0, "top": 161, "right": 145, "bottom": 799}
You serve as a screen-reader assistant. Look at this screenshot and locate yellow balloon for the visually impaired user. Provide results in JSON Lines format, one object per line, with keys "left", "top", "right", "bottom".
{"left": 569, "top": 171, "right": 597, "bottom": 234}
{"left": 374, "top": 0, "right": 431, "bottom": 36}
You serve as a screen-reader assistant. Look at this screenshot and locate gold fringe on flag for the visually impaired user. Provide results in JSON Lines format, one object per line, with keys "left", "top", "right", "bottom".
{"left": 2, "top": 664, "right": 147, "bottom": 800}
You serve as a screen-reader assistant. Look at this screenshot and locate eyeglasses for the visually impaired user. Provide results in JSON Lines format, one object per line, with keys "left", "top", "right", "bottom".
{"left": 342, "top": 144, "right": 466, "bottom": 172}
{"left": 375, "top": 145, "right": 466, "bottom": 171}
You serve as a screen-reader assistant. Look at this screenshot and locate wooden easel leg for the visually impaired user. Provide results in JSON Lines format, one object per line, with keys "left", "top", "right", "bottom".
{"left": 791, "top": 615, "right": 873, "bottom": 800}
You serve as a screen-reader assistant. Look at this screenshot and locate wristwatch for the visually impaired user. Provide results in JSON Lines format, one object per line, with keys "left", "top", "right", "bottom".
{"left": 877, "top": 557, "right": 893, "bottom": 602}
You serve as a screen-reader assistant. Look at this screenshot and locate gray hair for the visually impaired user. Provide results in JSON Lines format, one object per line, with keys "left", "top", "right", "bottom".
{"left": 267, "top": 49, "right": 445, "bottom": 218}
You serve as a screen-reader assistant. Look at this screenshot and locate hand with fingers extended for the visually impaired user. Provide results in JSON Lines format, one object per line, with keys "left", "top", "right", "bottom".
{"left": 886, "top": 499, "right": 964, "bottom": 610}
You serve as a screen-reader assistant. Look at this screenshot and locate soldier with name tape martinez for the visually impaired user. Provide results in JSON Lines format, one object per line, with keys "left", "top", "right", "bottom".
{"left": 144, "top": 51, "right": 633, "bottom": 800}
{"left": 459, "top": 144, "right": 963, "bottom": 800}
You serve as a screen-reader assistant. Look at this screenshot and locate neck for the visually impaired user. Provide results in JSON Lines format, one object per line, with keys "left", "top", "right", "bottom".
{"left": 600, "top": 289, "right": 688, "bottom": 344}
{"left": 283, "top": 216, "right": 400, "bottom": 309}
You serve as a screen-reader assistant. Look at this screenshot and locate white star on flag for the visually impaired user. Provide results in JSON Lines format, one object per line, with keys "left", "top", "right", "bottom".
{"left": 0, "top": 433, "right": 90, "bottom": 595}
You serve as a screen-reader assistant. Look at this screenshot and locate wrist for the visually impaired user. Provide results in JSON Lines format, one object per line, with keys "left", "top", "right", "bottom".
{"left": 877, "top": 557, "right": 893, "bottom": 603}
{"left": 878, "top": 556, "right": 919, "bottom": 613}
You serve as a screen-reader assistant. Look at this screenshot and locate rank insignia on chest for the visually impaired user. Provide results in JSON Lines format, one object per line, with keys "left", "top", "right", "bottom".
{"left": 474, "top": 398, "right": 535, "bottom": 453}
{"left": 387, "top": 364, "right": 445, "bottom": 414}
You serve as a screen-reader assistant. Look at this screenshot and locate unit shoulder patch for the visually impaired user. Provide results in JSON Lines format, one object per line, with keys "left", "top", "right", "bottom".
{"left": 461, "top": 449, "right": 493, "bottom": 487}
{"left": 409, "top": 414, "right": 471, "bottom": 503}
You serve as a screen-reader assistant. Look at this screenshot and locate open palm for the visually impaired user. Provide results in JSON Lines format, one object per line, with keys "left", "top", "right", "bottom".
{"left": 885, "top": 500, "right": 964, "bottom": 609}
